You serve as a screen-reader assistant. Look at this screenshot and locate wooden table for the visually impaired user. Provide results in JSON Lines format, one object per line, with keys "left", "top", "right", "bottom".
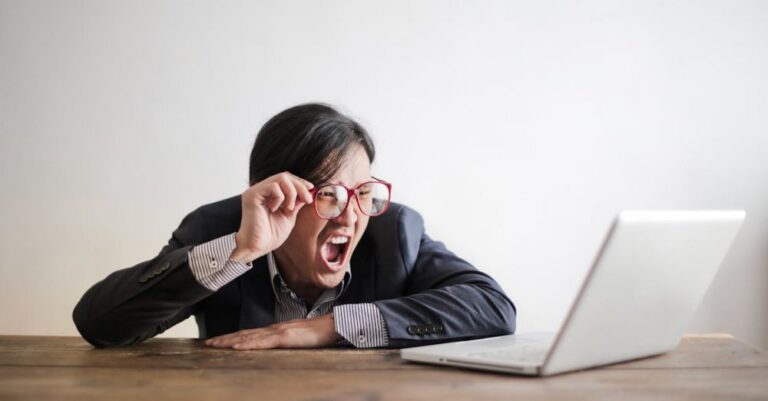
{"left": 0, "top": 334, "right": 766, "bottom": 400}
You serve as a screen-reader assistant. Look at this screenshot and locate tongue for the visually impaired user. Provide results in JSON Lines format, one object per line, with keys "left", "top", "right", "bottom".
{"left": 324, "top": 242, "right": 342, "bottom": 262}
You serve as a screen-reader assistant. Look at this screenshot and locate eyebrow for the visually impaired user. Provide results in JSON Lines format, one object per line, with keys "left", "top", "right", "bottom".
{"left": 316, "top": 177, "right": 375, "bottom": 188}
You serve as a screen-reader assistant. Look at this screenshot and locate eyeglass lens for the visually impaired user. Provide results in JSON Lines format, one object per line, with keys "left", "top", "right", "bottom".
{"left": 314, "top": 182, "right": 390, "bottom": 219}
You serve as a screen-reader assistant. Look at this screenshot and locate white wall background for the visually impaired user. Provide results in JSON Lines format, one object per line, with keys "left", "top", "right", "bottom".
{"left": 1, "top": 1, "right": 766, "bottom": 350}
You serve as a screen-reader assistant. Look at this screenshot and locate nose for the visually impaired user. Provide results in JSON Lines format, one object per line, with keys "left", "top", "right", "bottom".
{"left": 333, "top": 196, "right": 359, "bottom": 227}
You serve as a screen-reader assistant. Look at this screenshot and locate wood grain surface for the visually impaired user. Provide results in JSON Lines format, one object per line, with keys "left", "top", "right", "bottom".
{"left": 0, "top": 334, "right": 766, "bottom": 401}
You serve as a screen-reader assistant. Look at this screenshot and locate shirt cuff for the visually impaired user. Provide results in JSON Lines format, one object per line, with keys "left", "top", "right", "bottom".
{"left": 333, "top": 303, "right": 389, "bottom": 348}
{"left": 188, "top": 233, "right": 252, "bottom": 291}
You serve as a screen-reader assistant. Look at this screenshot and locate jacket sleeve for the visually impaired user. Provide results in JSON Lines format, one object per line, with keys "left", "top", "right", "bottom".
{"left": 72, "top": 208, "right": 215, "bottom": 347}
{"left": 373, "top": 207, "right": 517, "bottom": 348}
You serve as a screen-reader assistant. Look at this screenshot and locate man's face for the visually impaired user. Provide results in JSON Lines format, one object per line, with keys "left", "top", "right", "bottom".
{"left": 274, "top": 145, "right": 372, "bottom": 291}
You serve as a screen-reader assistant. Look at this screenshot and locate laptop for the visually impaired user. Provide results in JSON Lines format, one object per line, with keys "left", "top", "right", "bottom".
{"left": 401, "top": 210, "right": 746, "bottom": 376}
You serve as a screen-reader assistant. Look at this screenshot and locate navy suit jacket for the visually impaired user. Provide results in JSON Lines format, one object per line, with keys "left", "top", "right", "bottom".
{"left": 73, "top": 196, "right": 517, "bottom": 348}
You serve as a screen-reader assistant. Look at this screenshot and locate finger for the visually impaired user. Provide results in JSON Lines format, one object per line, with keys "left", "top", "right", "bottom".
{"left": 205, "top": 332, "right": 237, "bottom": 345}
{"left": 208, "top": 333, "right": 250, "bottom": 348}
{"left": 205, "top": 334, "right": 240, "bottom": 347}
{"left": 266, "top": 182, "right": 285, "bottom": 212}
{"left": 290, "top": 177, "right": 313, "bottom": 204}
{"left": 277, "top": 175, "right": 297, "bottom": 211}
{"left": 286, "top": 173, "right": 314, "bottom": 190}
{"left": 205, "top": 329, "right": 254, "bottom": 347}
{"left": 279, "top": 174, "right": 312, "bottom": 206}
{"left": 278, "top": 173, "right": 313, "bottom": 204}
{"left": 232, "top": 333, "right": 281, "bottom": 350}
{"left": 206, "top": 324, "right": 283, "bottom": 348}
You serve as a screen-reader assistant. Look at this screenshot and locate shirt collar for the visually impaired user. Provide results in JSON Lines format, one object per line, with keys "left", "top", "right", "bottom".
{"left": 266, "top": 252, "right": 352, "bottom": 302}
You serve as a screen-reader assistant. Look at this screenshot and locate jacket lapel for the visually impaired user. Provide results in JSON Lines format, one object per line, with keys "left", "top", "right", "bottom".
{"left": 238, "top": 256, "right": 276, "bottom": 329}
{"left": 339, "top": 237, "right": 377, "bottom": 304}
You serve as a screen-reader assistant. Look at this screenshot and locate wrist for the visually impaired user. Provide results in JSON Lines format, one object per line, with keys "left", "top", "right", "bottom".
{"left": 229, "top": 237, "right": 265, "bottom": 264}
{"left": 323, "top": 313, "right": 342, "bottom": 344}
{"left": 229, "top": 247, "right": 259, "bottom": 264}
{"left": 330, "top": 313, "right": 342, "bottom": 343}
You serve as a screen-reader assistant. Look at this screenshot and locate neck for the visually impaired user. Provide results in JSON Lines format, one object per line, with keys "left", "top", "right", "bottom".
{"left": 272, "top": 252, "right": 324, "bottom": 304}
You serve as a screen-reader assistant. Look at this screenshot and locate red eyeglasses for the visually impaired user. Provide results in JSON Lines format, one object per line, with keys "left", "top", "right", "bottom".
{"left": 309, "top": 178, "right": 392, "bottom": 220}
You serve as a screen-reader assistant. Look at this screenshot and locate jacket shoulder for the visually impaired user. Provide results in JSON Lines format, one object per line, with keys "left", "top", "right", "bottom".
{"left": 174, "top": 195, "right": 242, "bottom": 246}
{"left": 363, "top": 202, "right": 425, "bottom": 268}
{"left": 193, "top": 195, "right": 242, "bottom": 221}
{"left": 365, "top": 202, "right": 424, "bottom": 237}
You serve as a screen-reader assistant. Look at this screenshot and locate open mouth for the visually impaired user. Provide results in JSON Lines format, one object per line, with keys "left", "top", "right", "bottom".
{"left": 321, "top": 235, "right": 351, "bottom": 270}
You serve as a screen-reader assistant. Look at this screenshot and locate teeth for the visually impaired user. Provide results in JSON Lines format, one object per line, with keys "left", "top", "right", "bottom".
{"left": 329, "top": 236, "right": 349, "bottom": 244}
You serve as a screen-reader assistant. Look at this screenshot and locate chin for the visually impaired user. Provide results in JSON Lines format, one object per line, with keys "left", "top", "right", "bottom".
{"left": 313, "top": 269, "right": 347, "bottom": 289}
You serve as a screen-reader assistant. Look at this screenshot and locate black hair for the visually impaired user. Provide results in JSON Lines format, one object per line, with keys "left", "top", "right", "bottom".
{"left": 249, "top": 103, "right": 376, "bottom": 185}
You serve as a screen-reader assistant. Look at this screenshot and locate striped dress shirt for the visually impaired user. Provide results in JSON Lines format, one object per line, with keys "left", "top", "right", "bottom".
{"left": 187, "top": 233, "right": 389, "bottom": 348}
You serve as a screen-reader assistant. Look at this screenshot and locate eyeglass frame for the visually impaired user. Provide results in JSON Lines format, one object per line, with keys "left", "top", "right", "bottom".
{"left": 308, "top": 177, "right": 392, "bottom": 220}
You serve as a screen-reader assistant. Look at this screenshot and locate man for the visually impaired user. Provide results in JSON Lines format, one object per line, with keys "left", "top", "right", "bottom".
{"left": 73, "top": 103, "right": 516, "bottom": 349}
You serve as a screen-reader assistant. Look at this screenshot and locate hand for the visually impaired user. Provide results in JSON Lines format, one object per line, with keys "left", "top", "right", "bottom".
{"left": 204, "top": 314, "right": 340, "bottom": 350}
{"left": 230, "top": 172, "right": 314, "bottom": 263}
